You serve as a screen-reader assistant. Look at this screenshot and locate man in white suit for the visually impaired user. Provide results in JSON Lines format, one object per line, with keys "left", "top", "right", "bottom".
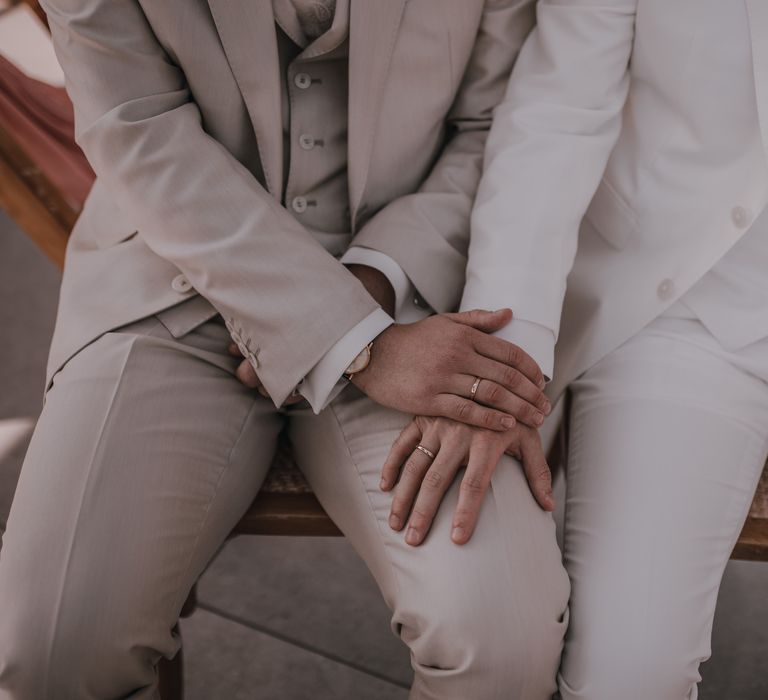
{"left": 0, "top": 1, "right": 570, "bottom": 699}
{"left": 392, "top": 0, "right": 768, "bottom": 698}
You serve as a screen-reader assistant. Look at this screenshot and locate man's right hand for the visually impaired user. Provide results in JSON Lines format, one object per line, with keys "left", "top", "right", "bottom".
{"left": 351, "top": 309, "right": 551, "bottom": 431}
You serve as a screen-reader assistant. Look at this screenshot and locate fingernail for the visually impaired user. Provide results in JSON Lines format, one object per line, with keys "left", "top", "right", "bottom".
{"left": 535, "top": 413, "right": 545, "bottom": 426}
{"left": 379, "top": 478, "right": 389, "bottom": 491}
{"left": 389, "top": 514, "right": 401, "bottom": 530}
{"left": 405, "top": 527, "right": 420, "bottom": 546}
{"left": 451, "top": 526, "right": 465, "bottom": 543}
{"left": 538, "top": 378, "right": 546, "bottom": 389}
{"left": 543, "top": 401, "right": 552, "bottom": 415}
{"left": 502, "top": 417, "right": 515, "bottom": 429}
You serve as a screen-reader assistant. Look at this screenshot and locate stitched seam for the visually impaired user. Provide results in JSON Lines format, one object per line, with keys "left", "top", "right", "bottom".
{"left": 326, "top": 400, "right": 404, "bottom": 603}
{"left": 43, "top": 332, "right": 144, "bottom": 695}
{"left": 168, "top": 393, "right": 264, "bottom": 618}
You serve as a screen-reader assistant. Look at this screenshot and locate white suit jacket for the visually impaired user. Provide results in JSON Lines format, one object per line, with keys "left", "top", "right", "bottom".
{"left": 462, "top": 0, "right": 768, "bottom": 401}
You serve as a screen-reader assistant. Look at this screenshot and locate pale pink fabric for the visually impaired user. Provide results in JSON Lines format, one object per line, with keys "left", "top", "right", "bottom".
{"left": 0, "top": 53, "right": 93, "bottom": 209}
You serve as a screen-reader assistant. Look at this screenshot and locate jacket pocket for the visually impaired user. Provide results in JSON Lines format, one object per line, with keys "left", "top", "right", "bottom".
{"left": 584, "top": 178, "right": 637, "bottom": 250}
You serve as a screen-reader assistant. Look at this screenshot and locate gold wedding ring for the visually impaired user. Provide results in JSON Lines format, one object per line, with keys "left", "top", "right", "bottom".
{"left": 415, "top": 444, "right": 436, "bottom": 460}
{"left": 470, "top": 376, "right": 482, "bottom": 402}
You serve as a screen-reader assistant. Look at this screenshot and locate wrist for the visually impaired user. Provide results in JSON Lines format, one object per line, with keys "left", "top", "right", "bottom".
{"left": 346, "top": 264, "right": 396, "bottom": 317}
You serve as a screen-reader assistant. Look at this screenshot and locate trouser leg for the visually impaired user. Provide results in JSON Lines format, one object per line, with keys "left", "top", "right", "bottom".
{"left": 289, "top": 387, "right": 570, "bottom": 700}
{"left": 0, "top": 316, "right": 282, "bottom": 700}
{"left": 559, "top": 317, "right": 768, "bottom": 700}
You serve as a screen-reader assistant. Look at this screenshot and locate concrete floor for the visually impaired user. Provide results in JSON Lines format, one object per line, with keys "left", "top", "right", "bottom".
{"left": 1, "top": 211, "right": 767, "bottom": 698}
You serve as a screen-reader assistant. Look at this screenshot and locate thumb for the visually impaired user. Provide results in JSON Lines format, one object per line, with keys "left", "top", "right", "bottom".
{"left": 446, "top": 308, "right": 513, "bottom": 333}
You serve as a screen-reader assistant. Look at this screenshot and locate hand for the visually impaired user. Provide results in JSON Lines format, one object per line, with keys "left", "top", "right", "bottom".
{"left": 381, "top": 416, "right": 554, "bottom": 546}
{"left": 227, "top": 343, "right": 304, "bottom": 405}
{"left": 351, "top": 309, "right": 551, "bottom": 431}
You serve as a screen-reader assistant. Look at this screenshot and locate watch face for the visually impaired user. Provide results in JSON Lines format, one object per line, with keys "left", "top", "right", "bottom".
{"left": 346, "top": 345, "right": 371, "bottom": 376}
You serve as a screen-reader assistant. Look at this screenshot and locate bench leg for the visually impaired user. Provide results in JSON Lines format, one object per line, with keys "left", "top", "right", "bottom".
{"left": 158, "top": 642, "right": 184, "bottom": 700}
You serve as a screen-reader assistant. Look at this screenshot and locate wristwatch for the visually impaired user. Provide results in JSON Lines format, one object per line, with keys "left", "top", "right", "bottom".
{"left": 344, "top": 341, "right": 374, "bottom": 380}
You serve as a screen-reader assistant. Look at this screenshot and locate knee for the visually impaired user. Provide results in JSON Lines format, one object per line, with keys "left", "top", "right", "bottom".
{"left": 0, "top": 572, "right": 170, "bottom": 700}
{"left": 403, "top": 573, "right": 569, "bottom": 697}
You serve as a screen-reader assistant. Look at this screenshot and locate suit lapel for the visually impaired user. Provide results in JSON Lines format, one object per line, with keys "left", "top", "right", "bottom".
{"left": 207, "top": 0, "right": 284, "bottom": 196}
{"left": 348, "top": 0, "right": 407, "bottom": 223}
{"left": 745, "top": 0, "right": 768, "bottom": 164}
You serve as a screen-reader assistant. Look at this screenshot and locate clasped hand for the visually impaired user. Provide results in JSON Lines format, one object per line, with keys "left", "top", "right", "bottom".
{"left": 229, "top": 307, "right": 553, "bottom": 546}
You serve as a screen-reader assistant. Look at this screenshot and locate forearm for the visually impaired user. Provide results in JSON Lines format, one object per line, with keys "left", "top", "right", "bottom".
{"left": 462, "top": 0, "right": 637, "bottom": 375}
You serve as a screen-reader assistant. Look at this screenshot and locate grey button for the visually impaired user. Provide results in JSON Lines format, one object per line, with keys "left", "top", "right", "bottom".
{"left": 299, "top": 134, "right": 316, "bottom": 150}
{"left": 294, "top": 72, "right": 312, "bottom": 89}
{"left": 291, "top": 196, "right": 308, "bottom": 214}
{"left": 171, "top": 274, "right": 192, "bottom": 293}
{"left": 731, "top": 206, "right": 752, "bottom": 229}
{"left": 657, "top": 278, "right": 675, "bottom": 301}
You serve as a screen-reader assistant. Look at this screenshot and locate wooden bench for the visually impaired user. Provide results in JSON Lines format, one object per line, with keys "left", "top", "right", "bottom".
{"left": 1, "top": 4, "right": 766, "bottom": 696}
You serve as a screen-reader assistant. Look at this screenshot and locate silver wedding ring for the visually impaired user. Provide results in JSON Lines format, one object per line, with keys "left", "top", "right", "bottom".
{"left": 469, "top": 376, "right": 482, "bottom": 402}
{"left": 415, "top": 444, "right": 436, "bottom": 460}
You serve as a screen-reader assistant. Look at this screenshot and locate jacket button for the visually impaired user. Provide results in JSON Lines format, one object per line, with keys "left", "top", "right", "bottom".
{"left": 299, "top": 134, "right": 316, "bottom": 150}
{"left": 731, "top": 206, "right": 752, "bottom": 229}
{"left": 171, "top": 274, "right": 192, "bottom": 293}
{"left": 294, "top": 72, "right": 312, "bottom": 89}
{"left": 657, "top": 278, "right": 675, "bottom": 301}
{"left": 291, "top": 196, "right": 308, "bottom": 214}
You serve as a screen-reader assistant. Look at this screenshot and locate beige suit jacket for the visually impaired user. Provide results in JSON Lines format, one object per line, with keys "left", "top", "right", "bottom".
{"left": 40, "top": 0, "right": 535, "bottom": 405}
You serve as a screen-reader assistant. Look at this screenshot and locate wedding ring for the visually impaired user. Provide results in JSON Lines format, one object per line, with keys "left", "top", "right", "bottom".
{"left": 469, "top": 376, "right": 482, "bottom": 402}
{"left": 415, "top": 444, "right": 436, "bottom": 460}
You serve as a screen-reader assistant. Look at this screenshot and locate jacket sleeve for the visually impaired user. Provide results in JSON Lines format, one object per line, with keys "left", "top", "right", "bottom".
{"left": 40, "top": 0, "right": 380, "bottom": 407}
{"left": 460, "top": 0, "right": 637, "bottom": 378}
{"left": 348, "top": 0, "right": 537, "bottom": 314}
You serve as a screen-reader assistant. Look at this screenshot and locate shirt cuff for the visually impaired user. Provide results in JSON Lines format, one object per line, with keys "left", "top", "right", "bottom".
{"left": 341, "top": 247, "right": 425, "bottom": 322}
{"left": 491, "top": 318, "right": 555, "bottom": 382}
{"left": 298, "top": 308, "right": 393, "bottom": 413}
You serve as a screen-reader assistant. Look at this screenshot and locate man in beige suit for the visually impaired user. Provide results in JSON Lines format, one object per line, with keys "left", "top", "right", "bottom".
{"left": 0, "top": 1, "right": 569, "bottom": 698}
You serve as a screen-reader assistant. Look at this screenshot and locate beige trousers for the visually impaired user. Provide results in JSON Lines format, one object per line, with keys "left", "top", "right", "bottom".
{"left": 0, "top": 315, "right": 569, "bottom": 700}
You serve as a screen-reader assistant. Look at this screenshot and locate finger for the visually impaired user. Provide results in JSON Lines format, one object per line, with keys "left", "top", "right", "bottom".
{"left": 235, "top": 359, "right": 261, "bottom": 389}
{"left": 451, "top": 442, "right": 499, "bottom": 544}
{"left": 389, "top": 441, "right": 439, "bottom": 532}
{"left": 405, "top": 442, "right": 464, "bottom": 547}
{"left": 519, "top": 430, "right": 555, "bottom": 512}
{"left": 381, "top": 420, "right": 422, "bottom": 492}
{"left": 468, "top": 355, "right": 551, "bottom": 415}
{"left": 472, "top": 332, "right": 546, "bottom": 390}
{"left": 436, "top": 394, "right": 516, "bottom": 432}
{"left": 454, "top": 374, "right": 546, "bottom": 429}
{"left": 443, "top": 308, "right": 513, "bottom": 333}
{"left": 228, "top": 342, "right": 244, "bottom": 358}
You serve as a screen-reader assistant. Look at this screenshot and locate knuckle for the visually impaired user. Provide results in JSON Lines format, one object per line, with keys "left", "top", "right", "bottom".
{"left": 506, "top": 344, "right": 521, "bottom": 367}
{"left": 453, "top": 508, "right": 472, "bottom": 527}
{"left": 462, "top": 474, "right": 486, "bottom": 494}
{"left": 502, "top": 367, "right": 520, "bottom": 389}
{"left": 455, "top": 399, "right": 471, "bottom": 420}
{"left": 480, "top": 410, "right": 496, "bottom": 429}
{"left": 404, "top": 459, "right": 422, "bottom": 478}
{"left": 423, "top": 470, "right": 444, "bottom": 490}
{"left": 485, "top": 382, "right": 503, "bottom": 404}
{"left": 411, "top": 507, "right": 433, "bottom": 524}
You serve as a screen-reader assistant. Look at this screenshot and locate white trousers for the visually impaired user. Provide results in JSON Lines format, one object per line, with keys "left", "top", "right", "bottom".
{"left": 0, "top": 314, "right": 569, "bottom": 700}
{"left": 559, "top": 314, "right": 768, "bottom": 700}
